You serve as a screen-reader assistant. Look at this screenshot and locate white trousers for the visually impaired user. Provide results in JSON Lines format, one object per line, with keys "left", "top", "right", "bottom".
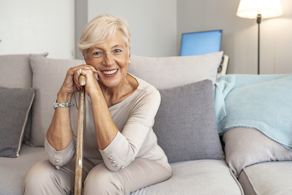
{"left": 24, "top": 158, "right": 171, "bottom": 195}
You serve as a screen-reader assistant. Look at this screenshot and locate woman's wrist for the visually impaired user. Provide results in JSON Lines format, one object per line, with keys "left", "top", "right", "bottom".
{"left": 57, "top": 90, "right": 73, "bottom": 103}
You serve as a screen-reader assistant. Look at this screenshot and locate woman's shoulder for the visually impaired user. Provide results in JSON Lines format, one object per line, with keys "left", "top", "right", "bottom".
{"left": 127, "top": 75, "right": 161, "bottom": 121}
{"left": 129, "top": 73, "right": 159, "bottom": 95}
{"left": 129, "top": 74, "right": 160, "bottom": 104}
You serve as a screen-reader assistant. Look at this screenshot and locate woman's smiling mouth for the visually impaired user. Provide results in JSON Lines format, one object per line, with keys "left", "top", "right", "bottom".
{"left": 101, "top": 69, "right": 118, "bottom": 77}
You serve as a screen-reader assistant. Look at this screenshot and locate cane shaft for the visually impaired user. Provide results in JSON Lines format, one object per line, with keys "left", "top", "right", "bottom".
{"left": 74, "top": 75, "right": 86, "bottom": 195}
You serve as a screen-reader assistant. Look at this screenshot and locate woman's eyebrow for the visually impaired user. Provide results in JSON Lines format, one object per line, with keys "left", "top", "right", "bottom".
{"left": 94, "top": 47, "right": 103, "bottom": 50}
{"left": 112, "top": 44, "right": 123, "bottom": 48}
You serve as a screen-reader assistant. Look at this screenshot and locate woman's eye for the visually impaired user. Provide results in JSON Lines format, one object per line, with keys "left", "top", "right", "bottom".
{"left": 114, "top": 49, "right": 122, "bottom": 53}
{"left": 93, "top": 51, "right": 102, "bottom": 57}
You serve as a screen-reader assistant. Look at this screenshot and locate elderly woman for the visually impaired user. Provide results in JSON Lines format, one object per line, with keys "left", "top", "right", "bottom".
{"left": 24, "top": 14, "right": 172, "bottom": 195}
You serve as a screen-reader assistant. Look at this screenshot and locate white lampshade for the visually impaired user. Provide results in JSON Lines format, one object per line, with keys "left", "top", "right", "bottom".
{"left": 237, "top": 0, "right": 283, "bottom": 19}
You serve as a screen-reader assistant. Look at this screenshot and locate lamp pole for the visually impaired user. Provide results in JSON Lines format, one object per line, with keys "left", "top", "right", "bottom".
{"left": 237, "top": 0, "right": 283, "bottom": 74}
{"left": 257, "top": 14, "right": 261, "bottom": 75}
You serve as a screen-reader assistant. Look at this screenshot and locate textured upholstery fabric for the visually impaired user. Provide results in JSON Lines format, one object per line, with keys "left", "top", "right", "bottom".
{"left": 239, "top": 162, "right": 292, "bottom": 195}
{"left": 0, "top": 53, "right": 48, "bottom": 145}
{"left": 153, "top": 80, "right": 224, "bottom": 163}
{"left": 131, "top": 160, "right": 244, "bottom": 195}
{"left": 0, "top": 87, "right": 35, "bottom": 158}
{"left": 30, "top": 55, "right": 84, "bottom": 146}
{"left": 128, "top": 52, "right": 223, "bottom": 89}
{"left": 0, "top": 54, "right": 32, "bottom": 88}
{"left": 224, "top": 127, "right": 292, "bottom": 178}
{"left": 0, "top": 144, "right": 48, "bottom": 194}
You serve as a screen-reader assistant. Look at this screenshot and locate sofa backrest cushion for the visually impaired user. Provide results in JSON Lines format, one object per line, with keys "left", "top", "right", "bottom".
{"left": 153, "top": 79, "right": 224, "bottom": 163}
{"left": 128, "top": 52, "right": 223, "bottom": 89}
{"left": 0, "top": 54, "right": 32, "bottom": 88}
{"left": 0, "top": 53, "right": 47, "bottom": 145}
{"left": 30, "top": 55, "right": 84, "bottom": 146}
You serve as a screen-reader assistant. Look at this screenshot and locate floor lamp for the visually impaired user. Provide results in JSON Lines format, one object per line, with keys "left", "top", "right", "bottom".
{"left": 236, "top": 0, "right": 283, "bottom": 74}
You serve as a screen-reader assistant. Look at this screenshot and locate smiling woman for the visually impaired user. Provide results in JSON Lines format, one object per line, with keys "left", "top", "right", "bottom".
{"left": 84, "top": 30, "right": 134, "bottom": 94}
{"left": 23, "top": 14, "right": 172, "bottom": 195}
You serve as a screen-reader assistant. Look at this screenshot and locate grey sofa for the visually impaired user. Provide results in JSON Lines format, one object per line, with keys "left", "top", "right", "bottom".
{"left": 1, "top": 52, "right": 292, "bottom": 195}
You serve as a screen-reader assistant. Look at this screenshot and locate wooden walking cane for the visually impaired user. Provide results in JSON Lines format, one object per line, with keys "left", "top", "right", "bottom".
{"left": 74, "top": 75, "right": 86, "bottom": 195}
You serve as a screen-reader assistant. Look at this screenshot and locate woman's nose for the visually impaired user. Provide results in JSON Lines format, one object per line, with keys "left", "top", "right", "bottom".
{"left": 103, "top": 53, "right": 114, "bottom": 66}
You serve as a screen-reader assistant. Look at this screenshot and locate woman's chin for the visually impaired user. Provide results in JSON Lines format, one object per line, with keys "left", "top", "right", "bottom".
{"left": 99, "top": 79, "right": 120, "bottom": 89}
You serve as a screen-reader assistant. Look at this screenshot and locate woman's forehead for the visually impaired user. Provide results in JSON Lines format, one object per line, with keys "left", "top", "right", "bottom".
{"left": 92, "top": 44, "right": 125, "bottom": 51}
{"left": 93, "top": 32, "right": 127, "bottom": 50}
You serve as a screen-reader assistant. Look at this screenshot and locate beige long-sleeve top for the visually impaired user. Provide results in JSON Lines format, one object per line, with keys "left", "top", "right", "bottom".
{"left": 45, "top": 74, "right": 171, "bottom": 172}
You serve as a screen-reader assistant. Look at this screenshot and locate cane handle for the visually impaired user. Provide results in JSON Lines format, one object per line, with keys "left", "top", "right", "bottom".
{"left": 79, "top": 75, "right": 86, "bottom": 86}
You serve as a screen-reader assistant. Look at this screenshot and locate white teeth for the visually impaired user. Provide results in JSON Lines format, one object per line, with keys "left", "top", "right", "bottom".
{"left": 103, "top": 69, "right": 117, "bottom": 75}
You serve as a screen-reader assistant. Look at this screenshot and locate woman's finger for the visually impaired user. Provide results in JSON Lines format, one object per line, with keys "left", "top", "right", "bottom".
{"left": 74, "top": 69, "right": 81, "bottom": 88}
{"left": 71, "top": 65, "right": 99, "bottom": 91}
{"left": 94, "top": 72, "right": 99, "bottom": 80}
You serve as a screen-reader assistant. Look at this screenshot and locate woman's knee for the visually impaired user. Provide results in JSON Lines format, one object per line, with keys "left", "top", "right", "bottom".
{"left": 24, "top": 160, "right": 74, "bottom": 195}
{"left": 24, "top": 160, "right": 56, "bottom": 193}
{"left": 84, "top": 163, "right": 123, "bottom": 195}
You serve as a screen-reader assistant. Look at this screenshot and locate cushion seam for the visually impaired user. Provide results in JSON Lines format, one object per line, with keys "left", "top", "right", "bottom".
{"left": 243, "top": 168, "right": 259, "bottom": 195}
{"left": 229, "top": 168, "right": 245, "bottom": 195}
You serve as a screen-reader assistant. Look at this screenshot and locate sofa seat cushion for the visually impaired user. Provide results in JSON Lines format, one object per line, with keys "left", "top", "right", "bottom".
{"left": 239, "top": 162, "right": 292, "bottom": 195}
{"left": 0, "top": 144, "right": 47, "bottom": 195}
{"left": 131, "top": 160, "right": 244, "bottom": 195}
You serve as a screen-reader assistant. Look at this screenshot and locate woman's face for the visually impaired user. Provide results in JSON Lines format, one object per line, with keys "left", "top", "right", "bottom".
{"left": 85, "top": 30, "right": 131, "bottom": 89}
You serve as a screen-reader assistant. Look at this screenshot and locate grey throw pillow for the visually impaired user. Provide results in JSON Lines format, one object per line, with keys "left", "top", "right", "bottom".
{"left": 0, "top": 87, "right": 35, "bottom": 158}
{"left": 153, "top": 80, "right": 224, "bottom": 163}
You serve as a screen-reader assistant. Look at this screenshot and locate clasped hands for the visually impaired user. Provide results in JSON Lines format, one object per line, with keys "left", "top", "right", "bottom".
{"left": 59, "top": 64, "right": 100, "bottom": 100}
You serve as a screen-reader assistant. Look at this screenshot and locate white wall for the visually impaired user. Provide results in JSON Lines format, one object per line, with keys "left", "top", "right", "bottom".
{"left": 75, "top": 0, "right": 88, "bottom": 60}
{"left": 177, "top": 0, "right": 292, "bottom": 74}
{"left": 87, "top": 0, "right": 177, "bottom": 58}
{"left": 0, "top": 0, "right": 75, "bottom": 59}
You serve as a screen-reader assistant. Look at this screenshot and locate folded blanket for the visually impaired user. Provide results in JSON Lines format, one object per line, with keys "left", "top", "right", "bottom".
{"left": 214, "top": 74, "right": 292, "bottom": 150}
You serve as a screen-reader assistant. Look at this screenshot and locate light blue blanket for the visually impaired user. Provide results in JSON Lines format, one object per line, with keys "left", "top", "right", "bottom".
{"left": 214, "top": 74, "right": 292, "bottom": 150}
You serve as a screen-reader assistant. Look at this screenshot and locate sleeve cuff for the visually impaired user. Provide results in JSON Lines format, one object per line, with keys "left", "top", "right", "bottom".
{"left": 99, "top": 131, "right": 128, "bottom": 171}
{"left": 44, "top": 137, "right": 75, "bottom": 167}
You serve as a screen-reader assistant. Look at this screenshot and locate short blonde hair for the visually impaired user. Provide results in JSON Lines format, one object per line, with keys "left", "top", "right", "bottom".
{"left": 77, "top": 14, "right": 131, "bottom": 56}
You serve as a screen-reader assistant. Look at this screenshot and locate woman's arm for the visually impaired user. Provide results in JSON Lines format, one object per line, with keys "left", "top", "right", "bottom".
{"left": 94, "top": 90, "right": 161, "bottom": 171}
{"left": 46, "top": 65, "right": 98, "bottom": 150}
{"left": 46, "top": 91, "right": 74, "bottom": 151}
{"left": 80, "top": 68, "right": 119, "bottom": 150}
{"left": 45, "top": 65, "right": 98, "bottom": 167}
{"left": 90, "top": 89, "right": 119, "bottom": 150}
{"left": 45, "top": 89, "right": 76, "bottom": 167}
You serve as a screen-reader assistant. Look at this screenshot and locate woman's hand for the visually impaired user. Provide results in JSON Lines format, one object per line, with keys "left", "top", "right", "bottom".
{"left": 73, "top": 66, "right": 100, "bottom": 97}
{"left": 58, "top": 65, "right": 99, "bottom": 102}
